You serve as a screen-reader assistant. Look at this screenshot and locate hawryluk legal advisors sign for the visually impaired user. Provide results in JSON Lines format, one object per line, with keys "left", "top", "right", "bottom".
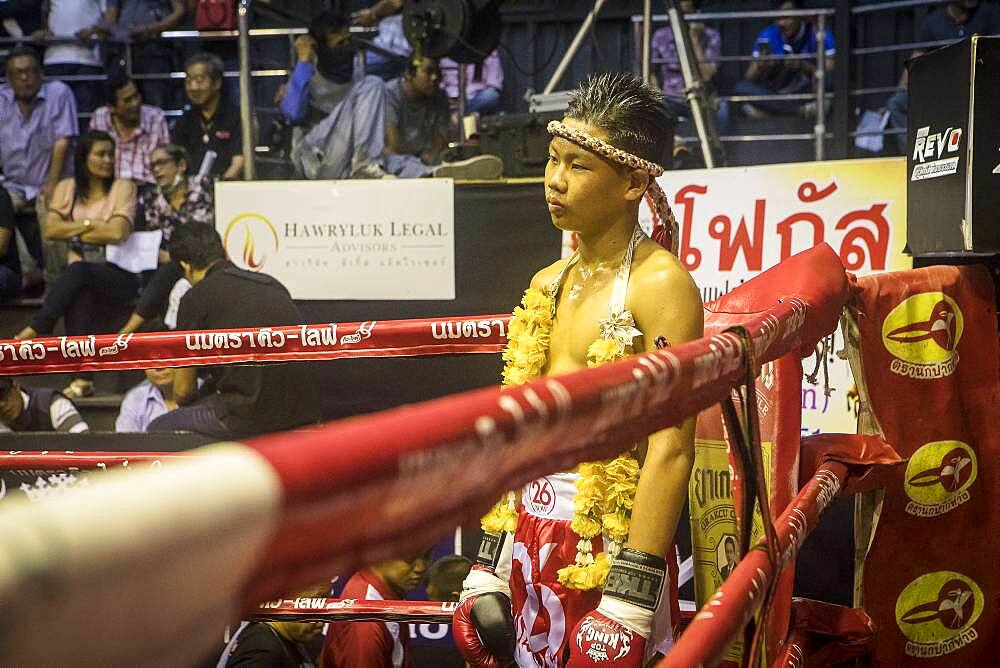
{"left": 215, "top": 180, "right": 455, "bottom": 300}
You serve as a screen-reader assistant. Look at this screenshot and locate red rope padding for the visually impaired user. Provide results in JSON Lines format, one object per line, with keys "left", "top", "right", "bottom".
{"left": 0, "top": 315, "right": 510, "bottom": 376}
{"left": 658, "top": 461, "right": 850, "bottom": 668}
{"left": 248, "top": 597, "right": 455, "bottom": 624}
{"left": 240, "top": 297, "right": 820, "bottom": 606}
{"left": 0, "top": 452, "right": 191, "bottom": 469}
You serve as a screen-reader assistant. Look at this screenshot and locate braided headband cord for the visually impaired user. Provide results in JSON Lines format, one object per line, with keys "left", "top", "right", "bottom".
{"left": 547, "top": 120, "right": 679, "bottom": 254}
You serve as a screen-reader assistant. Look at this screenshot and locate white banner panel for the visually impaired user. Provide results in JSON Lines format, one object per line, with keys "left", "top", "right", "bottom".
{"left": 215, "top": 179, "right": 455, "bottom": 300}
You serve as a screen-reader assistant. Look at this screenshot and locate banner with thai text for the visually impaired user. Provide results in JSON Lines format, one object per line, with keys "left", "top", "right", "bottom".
{"left": 215, "top": 179, "right": 455, "bottom": 300}
{"left": 639, "top": 157, "right": 909, "bottom": 435}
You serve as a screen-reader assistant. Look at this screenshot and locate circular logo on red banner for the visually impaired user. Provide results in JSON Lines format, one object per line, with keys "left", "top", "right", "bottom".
{"left": 895, "top": 570, "right": 983, "bottom": 658}
{"left": 904, "top": 440, "right": 977, "bottom": 518}
{"left": 882, "top": 292, "right": 963, "bottom": 379}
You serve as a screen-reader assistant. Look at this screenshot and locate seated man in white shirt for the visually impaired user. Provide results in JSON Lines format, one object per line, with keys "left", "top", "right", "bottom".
{"left": 0, "top": 376, "right": 89, "bottom": 433}
{"left": 115, "top": 367, "right": 178, "bottom": 433}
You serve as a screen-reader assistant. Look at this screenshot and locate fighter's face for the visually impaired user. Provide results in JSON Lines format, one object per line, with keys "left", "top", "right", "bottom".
{"left": 380, "top": 554, "right": 429, "bottom": 594}
{"left": 544, "top": 117, "right": 642, "bottom": 237}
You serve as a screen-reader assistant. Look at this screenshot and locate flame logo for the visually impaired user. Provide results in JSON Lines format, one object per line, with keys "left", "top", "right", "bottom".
{"left": 223, "top": 213, "right": 279, "bottom": 272}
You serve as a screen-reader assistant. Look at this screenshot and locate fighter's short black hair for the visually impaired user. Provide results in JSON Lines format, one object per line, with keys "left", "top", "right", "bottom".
{"left": 565, "top": 72, "right": 672, "bottom": 165}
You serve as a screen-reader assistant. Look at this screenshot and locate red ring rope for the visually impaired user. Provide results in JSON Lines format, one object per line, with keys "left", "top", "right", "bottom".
{"left": 0, "top": 245, "right": 854, "bottom": 666}
{"left": 0, "top": 315, "right": 510, "bottom": 376}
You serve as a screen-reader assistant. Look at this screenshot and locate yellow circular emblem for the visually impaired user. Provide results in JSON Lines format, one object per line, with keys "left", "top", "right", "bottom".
{"left": 882, "top": 292, "right": 963, "bottom": 365}
{"left": 904, "top": 440, "right": 977, "bottom": 508}
{"left": 895, "top": 571, "right": 983, "bottom": 645}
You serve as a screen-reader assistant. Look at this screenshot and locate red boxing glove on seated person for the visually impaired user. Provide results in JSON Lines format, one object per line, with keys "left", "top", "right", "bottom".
{"left": 453, "top": 530, "right": 517, "bottom": 667}
{"left": 567, "top": 548, "right": 667, "bottom": 667}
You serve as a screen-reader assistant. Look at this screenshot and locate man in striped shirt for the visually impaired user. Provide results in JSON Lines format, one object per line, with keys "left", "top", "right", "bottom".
{"left": 0, "top": 377, "right": 89, "bottom": 433}
{"left": 89, "top": 72, "right": 170, "bottom": 185}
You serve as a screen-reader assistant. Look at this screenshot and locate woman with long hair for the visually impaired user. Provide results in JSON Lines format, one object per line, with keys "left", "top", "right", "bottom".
{"left": 16, "top": 130, "right": 139, "bottom": 398}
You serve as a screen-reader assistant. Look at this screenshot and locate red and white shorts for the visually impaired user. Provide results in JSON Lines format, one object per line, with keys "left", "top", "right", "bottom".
{"left": 509, "top": 472, "right": 674, "bottom": 667}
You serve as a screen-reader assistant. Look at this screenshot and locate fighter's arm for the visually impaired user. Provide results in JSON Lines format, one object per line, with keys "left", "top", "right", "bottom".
{"left": 625, "top": 252, "right": 703, "bottom": 557}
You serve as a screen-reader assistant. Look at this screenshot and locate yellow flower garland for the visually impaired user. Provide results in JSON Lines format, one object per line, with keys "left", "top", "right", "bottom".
{"left": 481, "top": 286, "right": 640, "bottom": 591}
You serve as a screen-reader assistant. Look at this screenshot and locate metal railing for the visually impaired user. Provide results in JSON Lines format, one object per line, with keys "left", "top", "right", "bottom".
{"left": 633, "top": 8, "right": 833, "bottom": 160}
{"left": 633, "top": 0, "right": 963, "bottom": 162}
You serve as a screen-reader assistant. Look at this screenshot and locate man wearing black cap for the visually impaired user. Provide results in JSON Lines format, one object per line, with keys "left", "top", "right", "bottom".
{"left": 0, "top": 377, "right": 89, "bottom": 433}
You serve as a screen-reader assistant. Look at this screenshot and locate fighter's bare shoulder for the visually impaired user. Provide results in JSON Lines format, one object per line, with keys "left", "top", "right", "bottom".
{"left": 529, "top": 257, "right": 571, "bottom": 291}
{"left": 628, "top": 239, "right": 704, "bottom": 345}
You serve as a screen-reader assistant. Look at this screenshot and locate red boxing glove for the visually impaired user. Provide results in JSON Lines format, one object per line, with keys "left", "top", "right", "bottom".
{"left": 567, "top": 548, "right": 666, "bottom": 667}
{"left": 453, "top": 532, "right": 516, "bottom": 667}
{"left": 453, "top": 582, "right": 515, "bottom": 667}
{"left": 568, "top": 609, "right": 647, "bottom": 667}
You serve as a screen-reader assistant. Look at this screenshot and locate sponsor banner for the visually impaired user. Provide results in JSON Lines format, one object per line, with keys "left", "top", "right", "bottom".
{"left": 215, "top": 179, "right": 456, "bottom": 300}
{"left": 634, "top": 157, "right": 909, "bottom": 436}
{"left": 851, "top": 265, "right": 1000, "bottom": 664}
{"left": 0, "top": 316, "right": 509, "bottom": 376}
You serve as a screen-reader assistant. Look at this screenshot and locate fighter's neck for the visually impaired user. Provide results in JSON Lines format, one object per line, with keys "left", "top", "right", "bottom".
{"left": 575, "top": 217, "right": 638, "bottom": 268}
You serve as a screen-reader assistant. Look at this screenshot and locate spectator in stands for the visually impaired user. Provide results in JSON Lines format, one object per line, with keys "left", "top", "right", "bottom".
{"left": 0, "top": 190, "right": 21, "bottom": 302}
{"left": 36, "top": 0, "right": 112, "bottom": 114}
{"left": 90, "top": 73, "right": 171, "bottom": 186}
{"left": 115, "top": 367, "right": 181, "bottom": 432}
{"left": 885, "top": 1, "right": 1000, "bottom": 154}
{"left": 0, "top": 2, "right": 42, "bottom": 38}
{"left": 441, "top": 50, "right": 503, "bottom": 116}
{"left": 651, "top": 0, "right": 723, "bottom": 120}
{"left": 15, "top": 131, "right": 139, "bottom": 399}
{"left": 350, "top": 1, "right": 411, "bottom": 81}
{"left": 320, "top": 552, "right": 430, "bottom": 668}
{"left": 351, "top": 0, "right": 403, "bottom": 28}
{"left": 0, "top": 376, "right": 89, "bottom": 433}
{"left": 172, "top": 52, "right": 244, "bottom": 179}
{"left": 425, "top": 555, "right": 472, "bottom": 602}
{"left": 279, "top": 11, "right": 370, "bottom": 137}
{"left": 284, "top": 9, "right": 392, "bottom": 179}
{"left": 0, "top": 44, "right": 78, "bottom": 290}
{"left": 107, "top": 0, "right": 186, "bottom": 109}
{"left": 120, "top": 144, "right": 212, "bottom": 334}
{"left": 146, "top": 224, "right": 321, "bottom": 438}
{"left": 381, "top": 56, "right": 502, "bottom": 179}
{"left": 218, "top": 584, "right": 328, "bottom": 668}
{"left": 735, "top": 0, "right": 834, "bottom": 118}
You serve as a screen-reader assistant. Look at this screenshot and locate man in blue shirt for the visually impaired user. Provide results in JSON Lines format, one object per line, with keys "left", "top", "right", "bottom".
{"left": 115, "top": 367, "right": 179, "bottom": 432}
{"left": 280, "top": 10, "right": 390, "bottom": 179}
{"left": 734, "top": 0, "right": 834, "bottom": 117}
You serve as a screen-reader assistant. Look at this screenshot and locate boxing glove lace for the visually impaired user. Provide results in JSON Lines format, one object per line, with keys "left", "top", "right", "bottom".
{"left": 566, "top": 548, "right": 666, "bottom": 667}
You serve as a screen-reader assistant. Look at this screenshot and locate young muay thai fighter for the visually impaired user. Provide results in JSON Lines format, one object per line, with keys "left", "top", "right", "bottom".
{"left": 454, "top": 73, "right": 703, "bottom": 666}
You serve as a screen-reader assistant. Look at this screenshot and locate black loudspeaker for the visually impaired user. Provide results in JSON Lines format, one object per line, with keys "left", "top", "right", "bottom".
{"left": 907, "top": 36, "right": 1000, "bottom": 256}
